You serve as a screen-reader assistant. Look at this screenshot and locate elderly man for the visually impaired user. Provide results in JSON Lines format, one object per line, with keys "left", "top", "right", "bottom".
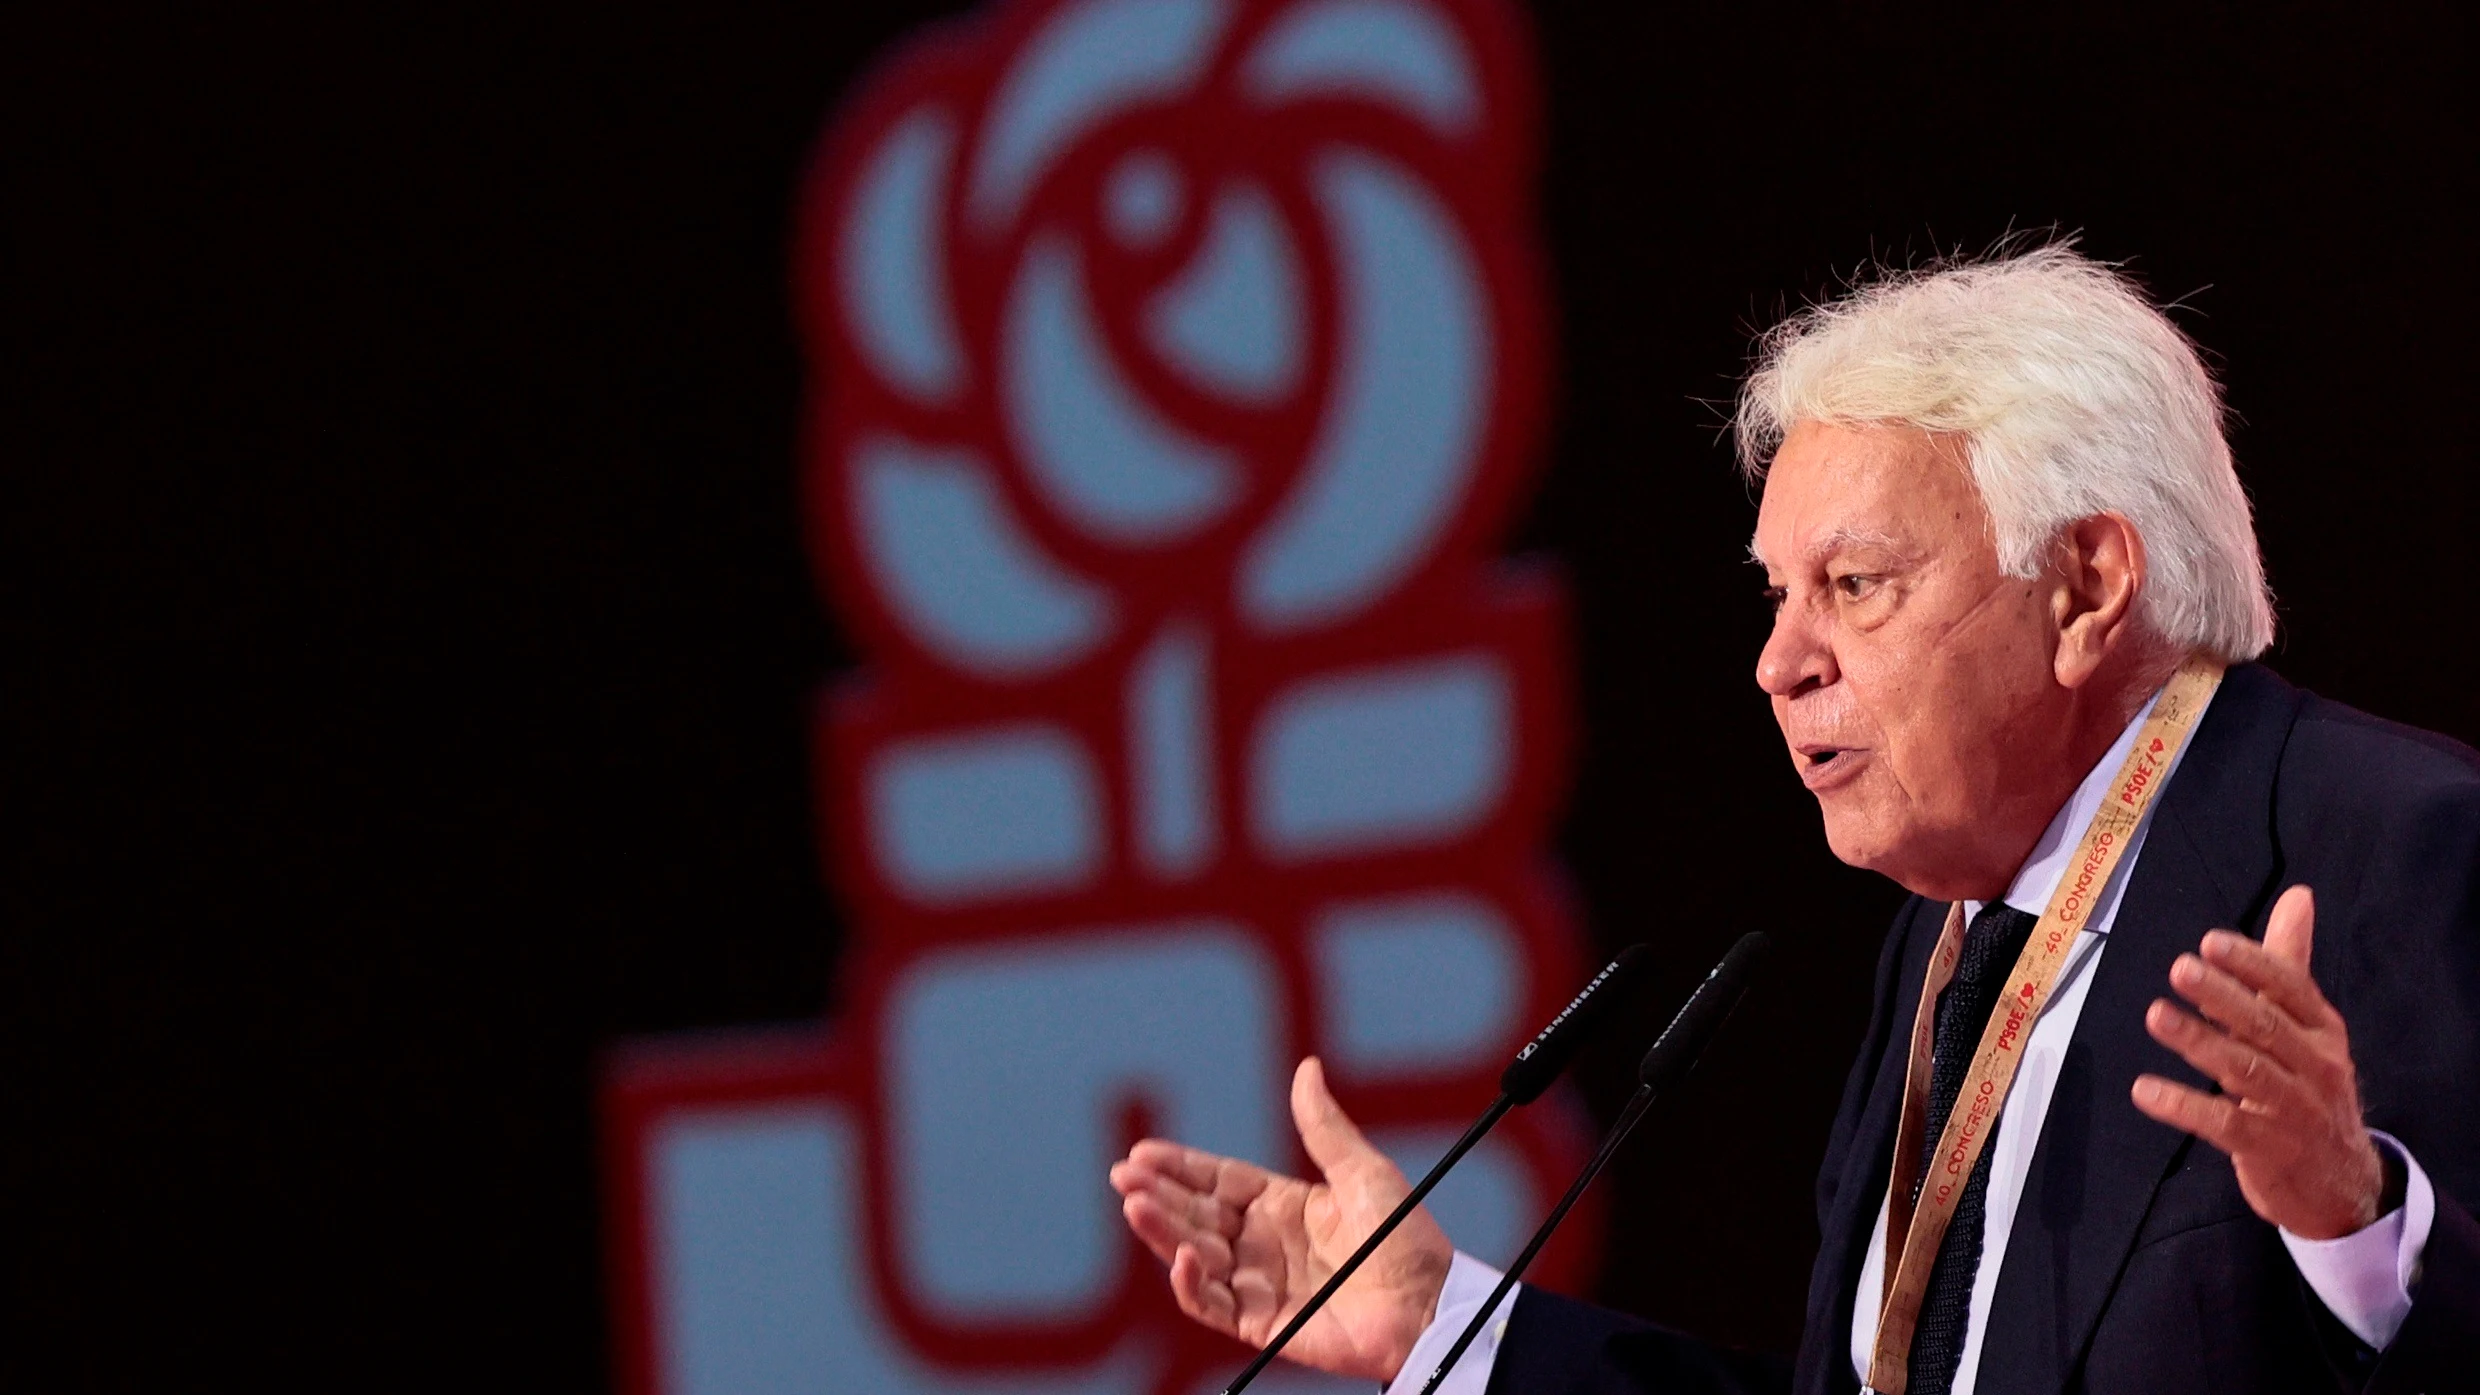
{"left": 1108, "top": 247, "right": 2480, "bottom": 1394}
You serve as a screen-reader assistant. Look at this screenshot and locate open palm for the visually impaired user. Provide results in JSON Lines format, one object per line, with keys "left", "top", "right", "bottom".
{"left": 1109, "top": 1057, "right": 1453, "bottom": 1384}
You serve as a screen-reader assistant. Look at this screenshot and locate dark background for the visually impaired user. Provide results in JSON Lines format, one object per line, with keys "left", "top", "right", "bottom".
{"left": 14, "top": 1, "right": 2470, "bottom": 1388}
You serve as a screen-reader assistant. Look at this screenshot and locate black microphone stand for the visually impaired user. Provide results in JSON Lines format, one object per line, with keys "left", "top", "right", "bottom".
{"left": 1414, "top": 932, "right": 1769, "bottom": 1395}
{"left": 1413, "top": 1085, "right": 1654, "bottom": 1394}
{"left": 1219, "top": 945, "right": 1651, "bottom": 1395}
{"left": 1216, "top": 1093, "right": 1512, "bottom": 1395}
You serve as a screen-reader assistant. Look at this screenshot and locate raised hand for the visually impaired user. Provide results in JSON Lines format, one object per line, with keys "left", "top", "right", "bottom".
{"left": 2132, "top": 884, "right": 2393, "bottom": 1239}
{"left": 1108, "top": 1057, "right": 1454, "bottom": 1383}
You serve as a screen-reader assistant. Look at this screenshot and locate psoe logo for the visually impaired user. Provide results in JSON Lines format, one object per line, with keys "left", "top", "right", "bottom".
{"left": 599, "top": 1, "right": 1596, "bottom": 1391}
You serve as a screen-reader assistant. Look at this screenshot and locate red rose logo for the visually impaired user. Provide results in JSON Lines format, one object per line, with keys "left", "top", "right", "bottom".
{"left": 803, "top": 0, "right": 1549, "bottom": 677}
{"left": 601, "top": 4, "right": 1592, "bottom": 1393}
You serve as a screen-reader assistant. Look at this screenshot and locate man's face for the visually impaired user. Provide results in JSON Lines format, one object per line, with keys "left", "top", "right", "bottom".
{"left": 1752, "top": 422, "right": 2071, "bottom": 898}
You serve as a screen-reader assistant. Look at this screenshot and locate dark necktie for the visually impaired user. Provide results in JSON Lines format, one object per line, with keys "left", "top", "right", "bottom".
{"left": 1907, "top": 900, "right": 2041, "bottom": 1395}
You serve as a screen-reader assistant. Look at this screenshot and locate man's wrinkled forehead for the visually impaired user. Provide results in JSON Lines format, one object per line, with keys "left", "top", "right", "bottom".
{"left": 1748, "top": 423, "right": 1975, "bottom": 575}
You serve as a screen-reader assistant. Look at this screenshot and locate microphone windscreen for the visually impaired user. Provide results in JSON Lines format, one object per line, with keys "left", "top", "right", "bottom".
{"left": 1498, "top": 944, "right": 1651, "bottom": 1104}
{"left": 1636, "top": 932, "right": 1771, "bottom": 1091}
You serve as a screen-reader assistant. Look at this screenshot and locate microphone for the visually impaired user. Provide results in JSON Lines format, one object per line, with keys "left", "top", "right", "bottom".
{"left": 1415, "top": 932, "right": 1772, "bottom": 1395}
{"left": 1219, "top": 944, "right": 1653, "bottom": 1395}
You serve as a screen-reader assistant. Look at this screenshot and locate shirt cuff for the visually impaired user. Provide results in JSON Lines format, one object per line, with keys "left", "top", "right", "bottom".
{"left": 2279, "top": 1129, "right": 2435, "bottom": 1350}
{"left": 1381, "top": 1251, "right": 1517, "bottom": 1395}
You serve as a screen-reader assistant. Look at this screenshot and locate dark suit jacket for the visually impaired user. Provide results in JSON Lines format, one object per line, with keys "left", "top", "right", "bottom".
{"left": 1488, "top": 664, "right": 2480, "bottom": 1395}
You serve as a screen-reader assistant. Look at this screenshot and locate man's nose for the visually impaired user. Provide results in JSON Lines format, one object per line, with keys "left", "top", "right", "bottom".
{"left": 1756, "top": 602, "right": 1836, "bottom": 698}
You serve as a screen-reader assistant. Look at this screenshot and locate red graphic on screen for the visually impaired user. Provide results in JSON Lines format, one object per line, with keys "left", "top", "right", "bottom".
{"left": 602, "top": 1, "right": 1596, "bottom": 1390}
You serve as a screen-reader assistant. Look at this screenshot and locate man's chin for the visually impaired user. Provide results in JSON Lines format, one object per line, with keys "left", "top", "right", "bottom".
{"left": 1814, "top": 798, "right": 1907, "bottom": 880}
{"left": 1818, "top": 810, "right": 2001, "bottom": 901}
{"left": 1818, "top": 820, "right": 1888, "bottom": 875}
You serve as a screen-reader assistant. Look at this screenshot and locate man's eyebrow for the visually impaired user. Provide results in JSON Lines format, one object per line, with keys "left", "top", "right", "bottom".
{"left": 1745, "top": 527, "right": 1916, "bottom": 571}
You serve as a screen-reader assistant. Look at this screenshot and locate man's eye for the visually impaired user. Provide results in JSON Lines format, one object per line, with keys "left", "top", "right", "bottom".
{"left": 1761, "top": 586, "right": 1788, "bottom": 610}
{"left": 1836, "top": 574, "right": 1879, "bottom": 600}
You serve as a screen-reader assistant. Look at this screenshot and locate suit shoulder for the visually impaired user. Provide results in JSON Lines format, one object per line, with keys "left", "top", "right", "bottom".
{"left": 2280, "top": 691, "right": 2480, "bottom": 816}
{"left": 2273, "top": 692, "right": 2480, "bottom": 913}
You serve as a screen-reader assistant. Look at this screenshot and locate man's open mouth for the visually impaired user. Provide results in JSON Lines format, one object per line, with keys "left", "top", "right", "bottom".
{"left": 1796, "top": 745, "right": 1862, "bottom": 786}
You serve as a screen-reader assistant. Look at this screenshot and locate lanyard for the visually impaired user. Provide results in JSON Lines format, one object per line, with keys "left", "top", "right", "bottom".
{"left": 1863, "top": 656, "right": 2225, "bottom": 1395}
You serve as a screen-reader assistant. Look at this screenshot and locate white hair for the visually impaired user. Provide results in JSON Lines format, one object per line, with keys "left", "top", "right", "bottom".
{"left": 1735, "top": 243, "right": 2274, "bottom": 662}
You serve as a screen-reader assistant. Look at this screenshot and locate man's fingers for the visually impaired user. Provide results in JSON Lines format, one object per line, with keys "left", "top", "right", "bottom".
{"left": 1108, "top": 1157, "right": 1170, "bottom": 1203}
{"left": 1178, "top": 1218, "right": 1237, "bottom": 1276}
{"left": 2143, "top": 999, "right": 2307, "bottom": 1109}
{"left": 1227, "top": 1253, "right": 1289, "bottom": 1339}
{"left": 2261, "top": 883, "right": 2316, "bottom": 968}
{"left": 1170, "top": 1243, "right": 1240, "bottom": 1336}
{"left": 1122, "top": 1192, "right": 1185, "bottom": 1266}
{"left": 2199, "top": 928, "right": 2342, "bottom": 1032}
{"left": 1108, "top": 1159, "right": 1211, "bottom": 1243}
{"left": 2169, "top": 952, "right": 2318, "bottom": 1067}
{"left": 1120, "top": 1179, "right": 1242, "bottom": 1268}
{"left": 1119, "top": 1166, "right": 1243, "bottom": 1238}
{"left": 1291, "top": 1057, "right": 1381, "bottom": 1178}
{"left": 2132, "top": 1073, "right": 2261, "bottom": 1156}
{"left": 1124, "top": 1138, "right": 1275, "bottom": 1206}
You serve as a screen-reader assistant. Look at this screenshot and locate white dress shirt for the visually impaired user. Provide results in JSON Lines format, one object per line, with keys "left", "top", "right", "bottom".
{"left": 1386, "top": 684, "right": 2434, "bottom": 1395}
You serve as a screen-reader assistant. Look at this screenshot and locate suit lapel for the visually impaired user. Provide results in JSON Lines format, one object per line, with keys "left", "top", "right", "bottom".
{"left": 1974, "top": 663, "right": 2303, "bottom": 1393}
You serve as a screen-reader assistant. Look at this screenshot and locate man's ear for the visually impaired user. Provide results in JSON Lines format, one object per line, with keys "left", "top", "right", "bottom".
{"left": 2052, "top": 512, "right": 2146, "bottom": 689}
